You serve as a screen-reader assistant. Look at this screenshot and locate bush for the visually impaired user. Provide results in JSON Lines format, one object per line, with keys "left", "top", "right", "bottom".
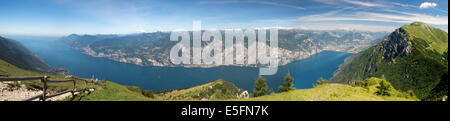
{"left": 407, "top": 90, "right": 417, "bottom": 98}
{"left": 354, "top": 81, "right": 366, "bottom": 87}
{"left": 253, "top": 76, "right": 268, "bottom": 97}
{"left": 355, "top": 78, "right": 382, "bottom": 88}
{"left": 142, "top": 90, "right": 155, "bottom": 98}
{"left": 126, "top": 86, "right": 155, "bottom": 98}
{"left": 316, "top": 78, "right": 328, "bottom": 86}
{"left": 375, "top": 80, "right": 393, "bottom": 96}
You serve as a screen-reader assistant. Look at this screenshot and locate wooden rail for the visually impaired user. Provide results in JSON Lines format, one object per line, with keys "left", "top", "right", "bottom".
{"left": 0, "top": 76, "right": 105, "bottom": 101}
{"left": 0, "top": 76, "right": 47, "bottom": 82}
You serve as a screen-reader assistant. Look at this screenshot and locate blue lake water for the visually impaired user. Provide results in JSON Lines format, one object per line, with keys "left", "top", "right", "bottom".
{"left": 11, "top": 36, "right": 351, "bottom": 92}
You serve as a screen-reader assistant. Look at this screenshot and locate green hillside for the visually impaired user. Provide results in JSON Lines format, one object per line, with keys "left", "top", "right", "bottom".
{"left": 154, "top": 79, "right": 244, "bottom": 100}
{"left": 0, "top": 36, "right": 56, "bottom": 73}
{"left": 64, "top": 82, "right": 155, "bottom": 101}
{"left": 236, "top": 78, "right": 417, "bottom": 101}
{"left": 330, "top": 22, "right": 448, "bottom": 100}
{"left": 0, "top": 59, "right": 153, "bottom": 101}
{"left": 402, "top": 22, "right": 448, "bottom": 54}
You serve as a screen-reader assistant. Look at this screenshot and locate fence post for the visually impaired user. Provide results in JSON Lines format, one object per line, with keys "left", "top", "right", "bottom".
{"left": 84, "top": 80, "right": 87, "bottom": 91}
{"left": 41, "top": 76, "right": 48, "bottom": 101}
{"left": 71, "top": 80, "right": 76, "bottom": 97}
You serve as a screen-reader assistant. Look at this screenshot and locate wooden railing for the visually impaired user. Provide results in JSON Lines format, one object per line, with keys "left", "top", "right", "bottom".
{"left": 0, "top": 76, "right": 105, "bottom": 101}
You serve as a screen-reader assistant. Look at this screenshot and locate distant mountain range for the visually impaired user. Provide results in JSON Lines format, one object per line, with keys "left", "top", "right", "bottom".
{"left": 0, "top": 36, "right": 64, "bottom": 75}
{"left": 331, "top": 22, "right": 448, "bottom": 100}
{"left": 57, "top": 30, "right": 388, "bottom": 67}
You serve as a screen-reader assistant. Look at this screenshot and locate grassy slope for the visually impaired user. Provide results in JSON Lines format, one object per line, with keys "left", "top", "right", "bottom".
{"left": 237, "top": 78, "right": 417, "bottom": 101}
{"left": 1, "top": 59, "right": 83, "bottom": 92}
{"left": 238, "top": 85, "right": 414, "bottom": 101}
{"left": 64, "top": 81, "right": 155, "bottom": 101}
{"left": 0, "top": 36, "right": 53, "bottom": 73}
{"left": 1, "top": 59, "right": 153, "bottom": 101}
{"left": 402, "top": 22, "right": 448, "bottom": 54}
{"left": 154, "top": 79, "right": 244, "bottom": 101}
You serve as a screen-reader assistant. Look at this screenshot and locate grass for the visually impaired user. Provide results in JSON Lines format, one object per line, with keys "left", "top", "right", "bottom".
{"left": 1, "top": 59, "right": 86, "bottom": 92}
{"left": 0, "top": 59, "right": 419, "bottom": 101}
{"left": 154, "top": 79, "right": 243, "bottom": 101}
{"left": 402, "top": 22, "right": 448, "bottom": 54}
{"left": 64, "top": 81, "right": 155, "bottom": 101}
{"left": 234, "top": 83, "right": 418, "bottom": 101}
{"left": 1, "top": 59, "right": 154, "bottom": 101}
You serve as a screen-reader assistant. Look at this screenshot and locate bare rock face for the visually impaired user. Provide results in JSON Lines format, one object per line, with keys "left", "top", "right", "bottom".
{"left": 237, "top": 91, "right": 249, "bottom": 99}
{"left": 381, "top": 28, "right": 414, "bottom": 61}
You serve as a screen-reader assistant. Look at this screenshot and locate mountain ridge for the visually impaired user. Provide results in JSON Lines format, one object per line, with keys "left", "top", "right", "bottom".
{"left": 0, "top": 36, "right": 63, "bottom": 74}
{"left": 330, "top": 22, "right": 448, "bottom": 100}
{"left": 57, "top": 30, "right": 387, "bottom": 67}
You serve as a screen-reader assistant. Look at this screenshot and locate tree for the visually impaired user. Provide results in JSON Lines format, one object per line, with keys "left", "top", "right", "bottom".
{"left": 278, "top": 73, "right": 295, "bottom": 92}
{"left": 376, "top": 80, "right": 393, "bottom": 96}
{"left": 316, "top": 78, "right": 328, "bottom": 86}
{"left": 253, "top": 76, "right": 269, "bottom": 97}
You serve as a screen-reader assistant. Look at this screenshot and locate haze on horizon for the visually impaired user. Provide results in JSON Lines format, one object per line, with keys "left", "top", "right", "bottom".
{"left": 0, "top": 0, "right": 448, "bottom": 36}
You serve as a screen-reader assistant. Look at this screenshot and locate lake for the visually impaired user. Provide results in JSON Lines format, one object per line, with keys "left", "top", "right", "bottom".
{"left": 10, "top": 36, "right": 351, "bottom": 92}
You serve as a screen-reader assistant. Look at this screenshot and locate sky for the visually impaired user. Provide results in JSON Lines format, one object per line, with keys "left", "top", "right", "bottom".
{"left": 0, "top": 0, "right": 448, "bottom": 36}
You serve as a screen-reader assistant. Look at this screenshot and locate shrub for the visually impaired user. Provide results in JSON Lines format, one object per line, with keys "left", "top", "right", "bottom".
{"left": 316, "top": 78, "right": 328, "bottom": 86}
{"left": 375, "top": 80, "right": 393, "bottom": 96}
{"left": 142, "top": 90, "right": 155, "bottom": 98}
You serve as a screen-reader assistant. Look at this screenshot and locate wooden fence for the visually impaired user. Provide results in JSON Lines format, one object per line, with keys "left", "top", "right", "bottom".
{"left": 0, "top": 76, "right": 105, "bottom": 101}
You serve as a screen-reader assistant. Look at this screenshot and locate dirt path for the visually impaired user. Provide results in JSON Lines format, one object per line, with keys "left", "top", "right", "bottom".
{"left": 0, "top": 82, "right": 77, "bottom": 101}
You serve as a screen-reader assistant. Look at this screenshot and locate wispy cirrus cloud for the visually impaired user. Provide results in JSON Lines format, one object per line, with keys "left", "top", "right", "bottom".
{"left": 297, "top": 23, "right": 397, "bottom": 32}
{"left": 253, "top": 18, "right": 397, "bottom": 32}
{"left": 250, "top": 0, "right": 448, "bottom": 32}
{"left": 197, "top": 0, "right": 241, "bottom": 4}
{"left": 341, "top": 0, "right": 384, "bottom": 7}
{"left": 199, "top": 0, "right": 306, "bottom": 10}
{"left": 314, "top": 0, "right": 384, "bottom": 7}
{"left": 390, "top": 2, "right": 447, "bottom": 13}
{"left": 258, "top": 1, "right": 306, "bottom": 10}
{"left": 391, "top": 2, "right": 418, "bottom": 8}
{"left": 296, "top": 9, "right": 448, "bottom": 26}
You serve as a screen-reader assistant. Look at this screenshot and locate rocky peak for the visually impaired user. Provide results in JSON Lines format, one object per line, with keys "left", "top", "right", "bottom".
{"left": 381, "top": 27, "right": 413, "bottom": 61}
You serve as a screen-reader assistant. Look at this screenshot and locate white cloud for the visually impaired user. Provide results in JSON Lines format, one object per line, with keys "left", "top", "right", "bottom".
{"left": 419, "top": 2, "right": 438, "bottom": 9}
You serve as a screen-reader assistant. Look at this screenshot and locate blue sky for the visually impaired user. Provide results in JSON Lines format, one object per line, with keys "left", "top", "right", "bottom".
{"left": 0, "top": 0, "right": 448, "bottom": 36}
